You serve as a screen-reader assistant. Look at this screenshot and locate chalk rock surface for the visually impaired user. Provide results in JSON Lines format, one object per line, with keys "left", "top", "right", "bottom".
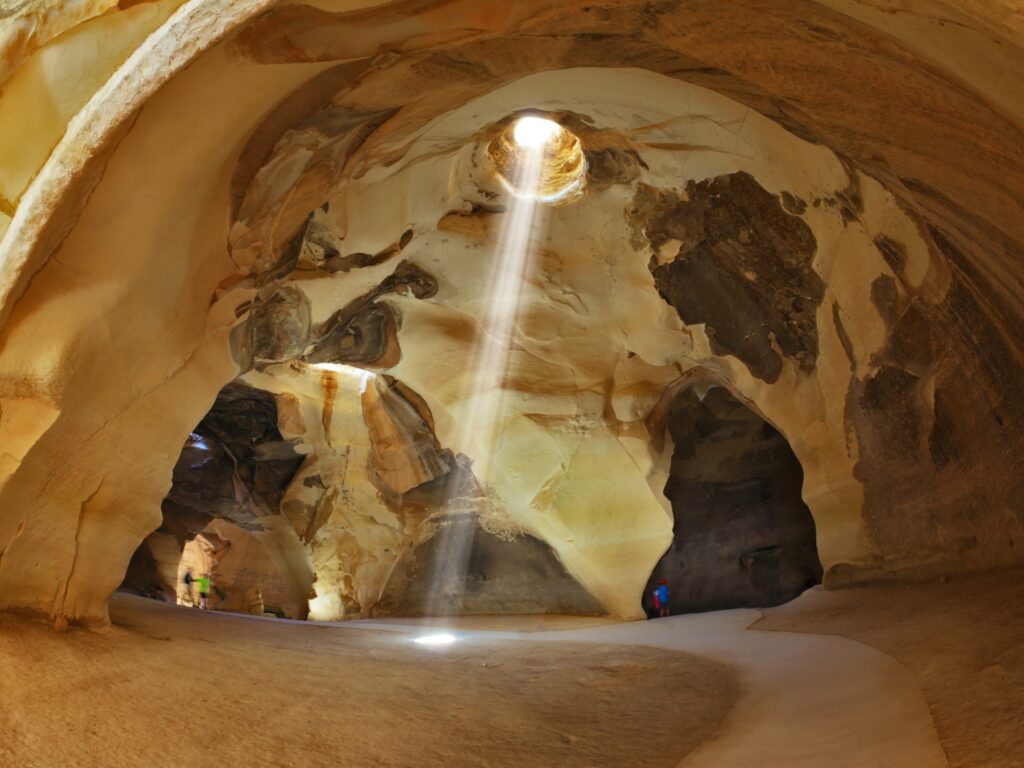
{"left": 0, "top": 0, "right": 1022, "bottom": 624}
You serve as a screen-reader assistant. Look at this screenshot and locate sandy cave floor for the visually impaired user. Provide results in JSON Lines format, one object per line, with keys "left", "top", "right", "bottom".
{"left": 1, "top": 569, "right": 1021, "bottom": 768}
{"left": 0, "top": 594, "right": 736, "bottom": 768}
{"left": 757, "top": 567, "right": 1024, "bottom": 768}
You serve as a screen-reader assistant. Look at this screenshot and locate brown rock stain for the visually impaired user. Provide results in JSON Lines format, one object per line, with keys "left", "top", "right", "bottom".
{"left": 320, "top": 369, "right": 338, "bottom": 447}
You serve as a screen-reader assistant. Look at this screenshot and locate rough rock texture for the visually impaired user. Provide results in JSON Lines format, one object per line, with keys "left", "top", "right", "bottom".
{"left": 0, "top": 593, "right": 739, "bottom": 768}
{"left": 377, "top": 515, "right": 606, "bottom": 617}
{"left": 160, "top": 381, "right": 304, "bottom": 540}
{"left": 120, "top": 534, "right": 177, "bottom": 602}
{"left": 236, "top": 362, "right": 603, "bottom": 620}
{"left": 0, "top": 0, "right": 1023, "bottom": 625}
{"left": 644, "top": 172, "right": 824, "bottom": 383}
{"left": 177, "top": 518, "right": 310, "bottom": 619}
{"left": 645, "top": 386, "right": 822, "bottom": 614}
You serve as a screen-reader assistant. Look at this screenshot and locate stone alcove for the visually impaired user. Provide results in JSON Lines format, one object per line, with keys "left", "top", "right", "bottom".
{"left": 645, "top": 385, "right": 822, "bottom": 615}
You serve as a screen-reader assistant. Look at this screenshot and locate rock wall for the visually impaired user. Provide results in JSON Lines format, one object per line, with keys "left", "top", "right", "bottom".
{"left": 159, "top": 380, "right": 304, "bottom": 541}
{"left": 377, "top": 516, "right": 605, "bottom": 617}
{"left": 0, "top": 0, "right": 1022, "bottom": 624}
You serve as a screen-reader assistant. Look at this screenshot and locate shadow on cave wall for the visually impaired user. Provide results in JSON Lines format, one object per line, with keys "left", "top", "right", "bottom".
{"left": 645, "top": 386, "right": 822, "bottom": 615}
{"left": 376, "top": 512, "right": 606, "bottom": 618}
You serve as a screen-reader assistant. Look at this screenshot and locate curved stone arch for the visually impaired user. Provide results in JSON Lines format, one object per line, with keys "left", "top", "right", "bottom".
{"left": 645, "top": 368, "right": 842, "bottom": 582}
{"left": 643, "top": 378, "right": 824, "bottom": 613}
{"left": 0, "top": 0, "right": 304, "bottom": 625}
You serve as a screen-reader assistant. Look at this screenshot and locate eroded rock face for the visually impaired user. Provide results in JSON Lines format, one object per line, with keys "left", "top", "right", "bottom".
{"left": 642, "top": 173, "right": 823, "bottom": 382}
{"left": 847, "top": 260, "right": 1024, "bottom": 574}
{"left": 645, "top": 387, "right": 822, "bottom": 614}
{"left": 231, "top": 361, "right": 607, "bottom": 620}
{"left": 178, "top": 518, "right": 310, "bottom": 619}
{"left": 237, "top": 261, "right": 436, "bottom": 371}
{"left": 378, "top": 514, "right": 605, "bottom": 617}
{"left": 160, "top": 381, "right": 304, "bottom": 542}
{"left": 1, "top": 0, "right": 1023, "bottom": 624}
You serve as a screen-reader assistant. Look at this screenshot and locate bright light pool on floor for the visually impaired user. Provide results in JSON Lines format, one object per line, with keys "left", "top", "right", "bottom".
{"left": 413, "top": 633, "right": 458, "bottom": 646}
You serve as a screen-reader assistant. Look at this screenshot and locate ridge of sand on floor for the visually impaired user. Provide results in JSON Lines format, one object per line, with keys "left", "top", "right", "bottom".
{"left": 521, "top": 608, "right": 946, "bottom": 768}
{"left": 0, "top": 593, "right": 738, "bottom": 768}
{"left": 755, "top": 569, "right": 1024, "bottom": 768}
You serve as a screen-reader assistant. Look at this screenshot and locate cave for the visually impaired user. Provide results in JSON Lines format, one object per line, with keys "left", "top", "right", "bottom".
{"left": 646, "top": 386, "right": 822, "bottom": 615}
{"left": 2, "top": 2, "right": 1023, "bottom": 766}
{"left": 121, "top": 380, "right": 312, "bottom": 618}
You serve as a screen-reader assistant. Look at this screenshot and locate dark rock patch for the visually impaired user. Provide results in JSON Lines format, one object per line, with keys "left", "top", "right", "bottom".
{"left": 376, "top": 516, "right": 605, "bottom": 617}
{"left": 929, "top": 387, "right": 964, "bottom": 469}
{"left": 780, "top": 191, "right": 807, "bottom": 215}
{"left": 244, "top": 285, "right": 311, "bottom": 367}
{"left": 832, "top": 302, "right": 856, "bottom": 368}
{"left": 234, "top": 260, "right": 438, "bottom": 371}
{"left": 307, "top": 302, "right": 400, "bottom": 367}
{"left": 160, "top": 381, "right": 305, "bottom": 544}
{"left": 859, "top": 366, "right": 922, "bottom": 461}
{"left": 846, "top": 256, "right": 1024, "bottom": 567}
{"left": 870, "top": 275, "right": 900, "bottom": 327}
{"left": 120, "top": 543, "right": 174, "bottom": 602}
{"left": 305, "top": 260, "right": 437, "bottom": 367}
{"left": 640, "top": 172, "right": 823, "bottom": 382}
{"left": 874, "top": 234, "right": 908, "bottom": 277}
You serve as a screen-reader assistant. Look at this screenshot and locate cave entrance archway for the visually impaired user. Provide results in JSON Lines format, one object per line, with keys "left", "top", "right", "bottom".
{"left": 646, "top": 385, "right": 822, "bottom": 615}
{"left": 119, "top": 380, "right": 312, "bottom": 619}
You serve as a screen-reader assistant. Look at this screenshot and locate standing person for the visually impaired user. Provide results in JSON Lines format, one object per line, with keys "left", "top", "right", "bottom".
{"left": 195, "top": 573, "right": 211, "bottom": 610}
{"left": 181, "top": 570, "right": 194, "bottom": 606}
{"left": 653, "top": 579, "right": 671, "bottom": 618}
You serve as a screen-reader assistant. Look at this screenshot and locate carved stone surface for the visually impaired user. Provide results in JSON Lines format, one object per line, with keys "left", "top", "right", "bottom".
{"left": 2, "top": 0, "right": 1023, "bottom": 625}
{"left": 160, "top": 382, "right": 304, "bottom": 542}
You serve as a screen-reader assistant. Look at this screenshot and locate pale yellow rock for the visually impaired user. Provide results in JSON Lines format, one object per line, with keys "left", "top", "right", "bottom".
{"left": 0, "top": 0, "right": 187, "bottom": 215}
{"left": 0, "top": 0, "right": 1022, "bottom": 626}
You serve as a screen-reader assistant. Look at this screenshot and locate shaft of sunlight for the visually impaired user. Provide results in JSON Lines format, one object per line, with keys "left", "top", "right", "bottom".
{"left": 425, "top": 125, "right": 552, "bottom": 616}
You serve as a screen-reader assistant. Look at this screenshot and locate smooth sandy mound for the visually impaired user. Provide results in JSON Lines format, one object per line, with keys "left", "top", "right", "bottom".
{"left": 0, "top": 594, "right": 738, "bottom": 768}
{"left": 756, "top": 568, "right": 1024, "bottom": 768}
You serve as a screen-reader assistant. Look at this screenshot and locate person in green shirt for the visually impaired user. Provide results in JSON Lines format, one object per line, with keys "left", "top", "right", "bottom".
{"left": 194, "top": 573, "right": 211, "bottom": 610}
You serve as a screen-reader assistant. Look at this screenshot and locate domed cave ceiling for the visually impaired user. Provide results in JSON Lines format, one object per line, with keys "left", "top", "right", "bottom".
{"left": 0, "top": 0, "right": 1021, "bottom": 625}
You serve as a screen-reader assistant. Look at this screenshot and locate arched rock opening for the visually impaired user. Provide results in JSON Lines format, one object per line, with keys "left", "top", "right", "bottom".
{"left": 646, "top": 386, "right": 822, "bottom": 614}
{"left": 120, "top": 379, "right": 312, "bottom": 618}
{"left": 126, "top": 365, "right": 607, "bottom": 622}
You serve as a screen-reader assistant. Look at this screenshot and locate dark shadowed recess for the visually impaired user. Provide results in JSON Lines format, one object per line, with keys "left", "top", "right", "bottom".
{"left": 645, "top": 386, "right": 822, "bottom": 615}
{"left": 376, "top": 514, "right": 606, "bottom": 617}
{"left": 158, "top": 381, "right": 305, "bottom": 542}
{"left": 121, "top": 382, "right": 305, "bottom": 597}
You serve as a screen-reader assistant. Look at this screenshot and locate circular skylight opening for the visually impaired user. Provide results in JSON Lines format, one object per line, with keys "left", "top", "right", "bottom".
{"left": 512, "top": 116, "right": 561, "bottom": 148}
{"left": 487, "top": 114, "right": 586, "bottom": 203}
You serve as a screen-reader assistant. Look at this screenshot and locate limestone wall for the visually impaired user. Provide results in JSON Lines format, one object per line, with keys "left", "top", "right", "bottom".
{"left": 0, "top": 0, "right": 1021, "bottom": 625}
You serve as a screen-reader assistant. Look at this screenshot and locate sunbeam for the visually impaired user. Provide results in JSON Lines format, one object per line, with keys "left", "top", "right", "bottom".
{"left": 424, "top": 117, "right": 560, "bottom": 616}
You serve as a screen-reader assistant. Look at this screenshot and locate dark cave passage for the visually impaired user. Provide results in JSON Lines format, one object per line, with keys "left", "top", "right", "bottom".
{"left": 645, "top": 386, "right": 822, "bottom": 615}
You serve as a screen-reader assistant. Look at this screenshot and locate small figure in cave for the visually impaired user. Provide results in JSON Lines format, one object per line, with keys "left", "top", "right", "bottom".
{"left": 195, "top": 573, "right": 211, "bottom": 610}
{"left": 181, "top": 571, "right": 194, "bottom": 606}
{"left": 652, "top": 579, "right": 671, "bottom": 618}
